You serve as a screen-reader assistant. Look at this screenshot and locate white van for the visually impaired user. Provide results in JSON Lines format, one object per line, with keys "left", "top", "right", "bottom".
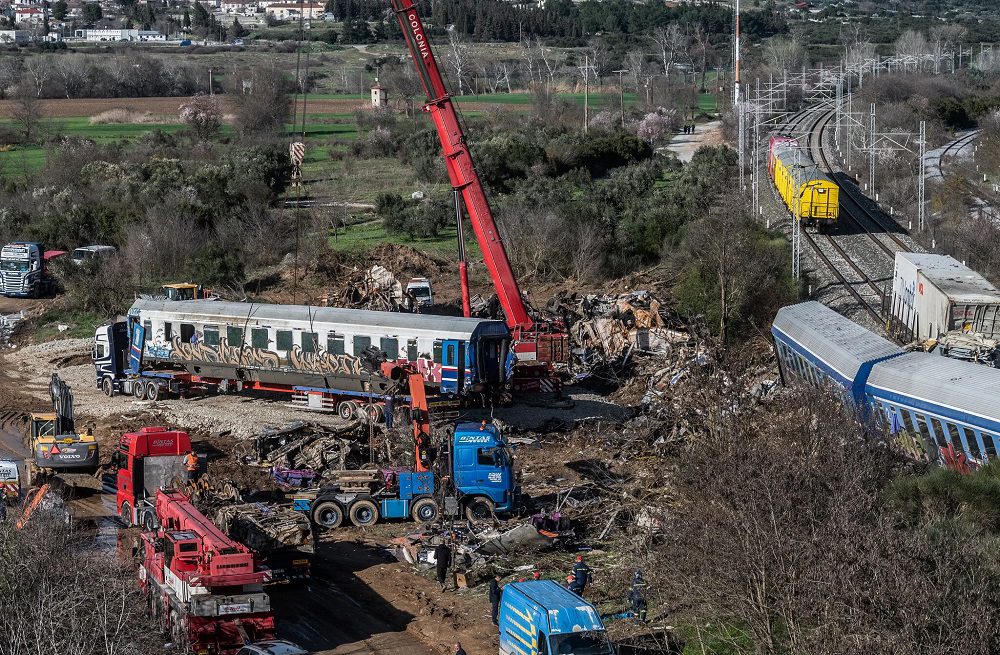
{"left": 71, "top": 245, "right": 117, "bottom": 266}
{"left": 405, "top": 277, "right": 433, "bottom": 308}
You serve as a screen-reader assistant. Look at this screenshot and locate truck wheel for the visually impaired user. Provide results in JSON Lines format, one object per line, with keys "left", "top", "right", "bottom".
{"left": 119, "top": 501, "right": 132, "bottom": 527}
{"left": 338, "top": 401, "right": 357, "bottom": 420}
{"left": 102, "top": 377, "right": 115, "bottom": 397}
{"left": 140, "top": 509, "right": 158, "bottom": 532}
{"left": 312, "top": 500, "right": 345, "bottom": 529}
{"left": 464, "top": 497, "right": 494, "bottom": 523}
{"left": 132, "top": 381, "right": 146, "bottom": 399}
{"left": 411, "top": 497, "right": 439, "bottom": 523}
{"left": 146, "top": 383, "right": 160, "bottom": 401}
{"left": 364, "top": 404, "right": 383, "bottom": 423}
{"left": 349, "top": 499, "right": 379, "bottom": 527}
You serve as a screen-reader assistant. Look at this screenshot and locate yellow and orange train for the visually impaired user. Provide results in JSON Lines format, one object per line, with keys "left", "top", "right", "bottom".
{"left": 767, "top": 135, "right": 840, "bottom": 231}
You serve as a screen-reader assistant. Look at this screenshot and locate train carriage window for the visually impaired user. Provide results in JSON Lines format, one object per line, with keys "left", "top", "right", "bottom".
{"left": 936, "top": 419, "right": 957, "bottom": 446}
{"left": 433, "top": 340, "right": 443, "bottom": 364}
{"left": 164, "top": 322, "right": 172, "bottom": 341}
{"left": 380, "top": 337, "right": 399, "bottom": 359}
{"left": 327, "top": 334, "right": 345, "bottom": 355}
{"left": 983, "top": 433, "right": 999, "bottom": 461}
{"left": 353, "top": 335, "right": 371, "bottom": 355}
{"left": 203, "top": 325, "right": 220, "bottom": 347}
{"left": 302, "top": 332, "right": 318, "bottom": 353}
{"left": 143, "top": 320, "right": 152, "bottom": 342}
{"left": 251, "top": 328, "right": 269, "bottom": 349}
{"left": 180, "top": 323, "right": 195, "bottom": 343}
{"left": 276, "top": 330, "right": 293, "bottom": 351}
{"left": 960, "top": 426, "right": 983, "bottom": 460}
{"left": 226, "top": 326, "right": 244, "bottom": 347}
{"left": 407, "top": 339, "right": 418, "bottom": 362}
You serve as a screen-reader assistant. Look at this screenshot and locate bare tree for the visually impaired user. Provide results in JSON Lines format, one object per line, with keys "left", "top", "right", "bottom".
{"left": 895, "top": 29, "right": 931, "bottom": 69}
{"left": 625, "top": 49, "right": 646, "bottom": 96}
{"left": 764, "top": 36, "right": 807, "bottom": 75}
{"left": 22, "top": 54, "right": 53, "bottom": 97}
{"left": 10, "top": 78, "right": 43, "bottom": 143}
{"left": 535, "top": 37, "right": 559, "bottom": 88}
{"left": 691, "top": 23, "right": 712, "bottom": 91}
{"left": 650, "top": 24, "right": 687, "bottom": 85}
{"left": 54, "top": 54, "right": 89, "bottom": 98}
{"left": 929, "top": 24, "right": 967, "bottom": 73}
{"left": 587, "top": 39, "right": 612, "bottom": 86}
{"left": 445, "top": 28, "right": 471, "bottom": 95}
{"left": 519, "top": 35, "right": 537, "bottom": 85}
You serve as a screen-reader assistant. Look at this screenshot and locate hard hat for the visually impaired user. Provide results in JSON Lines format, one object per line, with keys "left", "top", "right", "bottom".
{"left": 575, "top": 555, "right": 583, "bottom": 562}
{"left": 566, "top": 574, "right": 574, "bottom": 582}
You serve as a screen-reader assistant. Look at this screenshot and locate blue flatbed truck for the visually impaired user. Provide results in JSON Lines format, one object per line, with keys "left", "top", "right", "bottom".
{"left": 499, "top": 581, "right": 614, "bottom": 655}
{"left": 291, "top": 421, "right": 519, "bottom": 527}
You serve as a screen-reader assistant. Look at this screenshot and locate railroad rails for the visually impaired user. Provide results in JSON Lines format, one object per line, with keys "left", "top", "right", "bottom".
{"left": 767, "top": 107, "right": 916, "bottom": 325}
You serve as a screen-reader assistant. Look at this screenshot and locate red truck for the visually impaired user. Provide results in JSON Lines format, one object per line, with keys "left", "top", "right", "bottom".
{"left": 139, "top": 489, "right": 276, "bottom": 654}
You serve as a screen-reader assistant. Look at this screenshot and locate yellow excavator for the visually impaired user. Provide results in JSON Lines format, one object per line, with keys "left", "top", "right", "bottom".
{"left": 26, "top": 373, "right": 101, "bottom": 489}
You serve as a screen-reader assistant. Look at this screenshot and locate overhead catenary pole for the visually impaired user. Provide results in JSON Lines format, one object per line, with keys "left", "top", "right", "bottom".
{"left": 869, "top": 102, "right": 876, "bottom": 196}
{"left": 918, "top": 119, "right": 927, "bottom": 231}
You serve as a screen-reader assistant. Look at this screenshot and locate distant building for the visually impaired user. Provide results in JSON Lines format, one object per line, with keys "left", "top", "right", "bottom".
{"left": 371, "top": 82, "right": 387, "bottom": 108}
{"left": 0, "top": 29, "right": 32, "bottom": 44}
{"left": 73, "top": 28, "right": 164, "bottom": 41}
{"left": 265, "top": 2, "right": 323, "bottom": 20}
{"left": 14, "top": 7, "right": 45, "bottom": 24}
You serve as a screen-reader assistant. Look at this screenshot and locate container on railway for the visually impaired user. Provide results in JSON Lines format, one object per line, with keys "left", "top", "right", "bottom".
{"left": 889, "top": 252, "right": 1000, "bottom": 343}
{"left": 772, "top": 301, "right": 1000, "bottom": 473}
{"left": 768, "top": 135, "right": 840, "bottom": 231}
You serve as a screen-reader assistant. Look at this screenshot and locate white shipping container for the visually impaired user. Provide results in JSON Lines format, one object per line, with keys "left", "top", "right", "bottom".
{"left": 891, "top": 252, "right": 1000, "bottom": 341}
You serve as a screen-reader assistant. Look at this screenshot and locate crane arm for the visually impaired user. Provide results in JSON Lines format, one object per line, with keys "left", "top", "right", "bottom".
{"left": 390, "top": 0, "right": 533, "bottom": 333}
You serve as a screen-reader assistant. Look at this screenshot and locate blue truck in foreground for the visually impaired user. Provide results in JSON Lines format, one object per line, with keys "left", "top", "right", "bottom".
{"left": 500, "top": 581, "right": 614, "bottom": 655}
{"left": 292, "top": 421, "right": 519, "bottom": 528}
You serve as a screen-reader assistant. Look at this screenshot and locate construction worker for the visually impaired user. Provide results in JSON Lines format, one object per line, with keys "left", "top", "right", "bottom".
{"left": 628, "top": 570, "right": 648, "bottom": 621}
{"left": 564, "top": 574, "right": 577, "bottom": 591}
{"left": 185, "top": 450, "right": 199, "bottom": 481}
{"left": 453, "top": 643, "right": 466, "bottom": 655}
{"left": 434, "top": 539, "right": 452, "bottom": 591}
{"left": 571, "top": 555, "right": 591, "bottom": 595}
{"left": 488, "top": 574, "right": 502, "bottom": 625}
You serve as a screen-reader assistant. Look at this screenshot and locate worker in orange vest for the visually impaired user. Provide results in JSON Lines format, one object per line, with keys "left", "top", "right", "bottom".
{"left": 185, "top": 451, "right": 199, "bottom": 481}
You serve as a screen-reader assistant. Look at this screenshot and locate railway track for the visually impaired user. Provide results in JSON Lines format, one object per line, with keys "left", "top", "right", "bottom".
{"left": 770, "top": 109, "right": 887, "bottom": 324}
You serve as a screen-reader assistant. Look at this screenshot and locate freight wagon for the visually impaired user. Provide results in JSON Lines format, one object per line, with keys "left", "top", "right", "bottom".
{"left": 768, "top": 135, "right": 840, "bottom": 231}
{"left": 888, "top": 252, "right": 1000, "bottom": 343}
{"left": 93, "top": 299, "right": 514, "bottom": 414}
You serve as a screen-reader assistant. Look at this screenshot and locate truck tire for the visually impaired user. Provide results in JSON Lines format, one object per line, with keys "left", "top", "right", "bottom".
{"left": 349, "top": 499, "right": 379, "bottom": 527}
{"left": 119, "top": 501, "right": 132, "bottom": 527}
{"left": 464, "top": 497, "right": 494, "bottom": 523}
{"left": 146, "top": 383, "right": 160, "bottom": 401}
{"left": 140, "top": 508, "right": 158, "bottom": 532}
{"left": 102, "top": 377, "right": 115, "bottom": 397}
{"left": 312, "top": 500, "right": 345, "bottom": 529}
{"left": 133, "top": 381, "right": 146, "bottom": 399}
{"left": 364, "top": 404, "right": 383, "bottom": 424}
{"left": 411, "top": 497, "right": 439, "bottom": 523}
{"left": 338, "top": 401, "right": 357, "bottom": 420}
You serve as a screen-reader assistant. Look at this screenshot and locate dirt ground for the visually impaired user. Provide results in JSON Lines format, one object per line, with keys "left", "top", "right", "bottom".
{"left": 664, "top": 120, "right": 723, "bottom": 162}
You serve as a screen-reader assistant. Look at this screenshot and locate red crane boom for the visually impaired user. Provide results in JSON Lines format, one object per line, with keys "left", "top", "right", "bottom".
{"left": 390, "top": 0, "right": 533, "bottom": 335}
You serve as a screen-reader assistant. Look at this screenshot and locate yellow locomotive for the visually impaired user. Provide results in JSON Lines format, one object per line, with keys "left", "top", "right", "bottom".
{"left": 768, "top": 135, "right": 839, "bottom": 231}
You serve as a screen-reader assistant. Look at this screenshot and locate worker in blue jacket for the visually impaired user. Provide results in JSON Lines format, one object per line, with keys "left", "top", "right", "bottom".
{"left": 571, "top": 555, "right": 592, "bottom": 595}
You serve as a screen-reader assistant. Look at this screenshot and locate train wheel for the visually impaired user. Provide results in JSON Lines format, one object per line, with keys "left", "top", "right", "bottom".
{"left": 312, "top": 500, "right": 345, "bottom": 529}
{"left": 146, "top": 383, "right": 160, "bottom": 401}
{"left": 464, "top": 497, "right": 494, "bottom": 523}
{"left": 349, "top": 499, "right": 379, "bottom": 527}
{"left": 132, "top": 381, "right": 146, "bottom": 399}
{"left": 102, "top": 377, "right": 115, "bottom": 397}
{"left": 411, "top": 497, "right": 439, "bottom": 523}
{"left": 338, "top": 401, "right": 357, "bottom": 421}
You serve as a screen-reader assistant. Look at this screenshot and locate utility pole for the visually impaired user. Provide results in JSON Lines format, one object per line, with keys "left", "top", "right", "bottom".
{"left": 869, "top": 102, "right": 876, "bottom": 196}
{"left": 918, "top": 119, "right": 927, "bottom": 231}
{"left": 208, "top": 67, "right": 213, "bottom": 95}
{"left": 613, "top": 69, "right": 628, "bottom": 128}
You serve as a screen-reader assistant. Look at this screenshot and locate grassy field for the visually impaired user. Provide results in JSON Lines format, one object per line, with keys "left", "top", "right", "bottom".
{"left": 327, "top": 220, "right": 482, "bottom": 260}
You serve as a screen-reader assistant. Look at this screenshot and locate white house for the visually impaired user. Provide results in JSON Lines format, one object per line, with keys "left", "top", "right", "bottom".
{"left": 73, "top": 28, "right": 164, "bottom": 41}
{"left": 265, "top": 2, "right": 324, "bottom": 20}
{"left": 14, "top": 7, "right": 45, "bottom": 24}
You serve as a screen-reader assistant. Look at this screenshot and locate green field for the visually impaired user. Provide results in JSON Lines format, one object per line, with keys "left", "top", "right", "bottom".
{"left": 327, "top": 220, "right": 482, "bottom": 259}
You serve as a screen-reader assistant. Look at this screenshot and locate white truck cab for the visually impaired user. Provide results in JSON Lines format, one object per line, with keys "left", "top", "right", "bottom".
{"left": 0, "top": 459, "right": 21, "bottom": 503}
{"left": 71, "top": 245, "right": 117, "bottom": 266}
{"left": 405, "top": 277, "right": 433, "bottom": 308}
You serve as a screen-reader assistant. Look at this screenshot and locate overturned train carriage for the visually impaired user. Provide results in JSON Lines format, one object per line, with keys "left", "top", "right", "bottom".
{"left": 97, "top": 299, "right": 513, "bottom": 395}
{"left": 772, "top": 301, "right": 1000, "bottom": 470}
{"left": 768, "top": 136, "right": 839, "bottom": 230}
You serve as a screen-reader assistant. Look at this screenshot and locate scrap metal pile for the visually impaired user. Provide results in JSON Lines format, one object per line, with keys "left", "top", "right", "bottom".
{"left": 0, "top": 311, "right": 24, "bottom": 348}
{"left": 214, "top": 502, "right": 312, "bottom": 554}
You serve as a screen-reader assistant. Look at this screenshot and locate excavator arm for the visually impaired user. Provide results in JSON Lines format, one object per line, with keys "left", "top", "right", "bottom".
{"left": 390, "top": 0, "right": 533, "bottom": 335}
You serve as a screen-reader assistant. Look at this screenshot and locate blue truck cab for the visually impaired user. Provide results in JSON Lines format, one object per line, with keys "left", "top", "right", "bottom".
{"left": 293, "top": 421, "right": 519, "bottom": 529}
{"left": 499, "top": 581, "right": 614, "bottom": 655}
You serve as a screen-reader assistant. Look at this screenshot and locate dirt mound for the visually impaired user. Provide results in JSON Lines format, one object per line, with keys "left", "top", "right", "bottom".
{"left": 366, "top": 243, "right": 452, "bottom": 281}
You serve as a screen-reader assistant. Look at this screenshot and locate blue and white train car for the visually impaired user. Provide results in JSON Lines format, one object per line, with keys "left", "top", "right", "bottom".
{"left": 772, "top": 301, "right": 1000, "bottom": 471}
{"left": 771, "top": 301, "right": 903, "bottom": 404}
{"left": 865, "top": 353, "right": 1000, "bottom": 469}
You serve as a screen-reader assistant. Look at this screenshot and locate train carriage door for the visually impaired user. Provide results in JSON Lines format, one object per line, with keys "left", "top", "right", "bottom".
{"left": 440, "top": 339, "right": 465, "bottom": 394}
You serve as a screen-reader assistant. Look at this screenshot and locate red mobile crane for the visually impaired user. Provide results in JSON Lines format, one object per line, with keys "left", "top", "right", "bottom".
{"left": 139, "top": 489, "right": 275, "bottom": 654}
{"left": 389, "top": 0, "right": 568, "bottom": 366}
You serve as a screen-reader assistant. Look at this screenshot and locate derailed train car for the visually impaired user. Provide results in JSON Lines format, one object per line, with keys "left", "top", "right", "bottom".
{"left": 772, "top": 301, "right": 1000, "bottom": 471}
{"left": 768, "top": 135, "right": 840, "bottom": 231}
{"left": 94, "top": 299, "right": 514, "bottom": 408}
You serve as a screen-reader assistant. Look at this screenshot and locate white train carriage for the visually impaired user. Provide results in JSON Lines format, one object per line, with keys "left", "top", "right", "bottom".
{"left": 94, "top": 299, "right": 513, "bottom": 403}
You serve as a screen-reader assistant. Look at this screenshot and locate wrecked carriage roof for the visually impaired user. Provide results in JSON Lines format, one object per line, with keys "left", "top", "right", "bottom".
{"left": 505, "top": 580, "right": 605, "bottom": 634}
{"left": 129, "top": 298, "right": 511, "bottom": 338}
